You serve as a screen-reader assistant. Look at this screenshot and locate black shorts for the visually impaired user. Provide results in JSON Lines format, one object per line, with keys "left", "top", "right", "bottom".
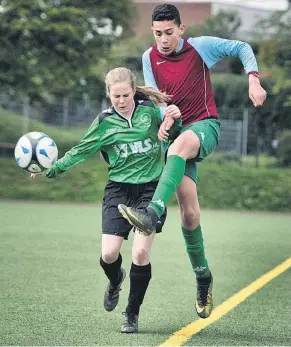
{"left": 102, "top": 180, "right": 167, "bottom": 239}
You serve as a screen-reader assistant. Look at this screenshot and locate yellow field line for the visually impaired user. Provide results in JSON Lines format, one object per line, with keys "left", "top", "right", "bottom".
{"left": 159, "top": 257, "right": 291, "bottom": 346}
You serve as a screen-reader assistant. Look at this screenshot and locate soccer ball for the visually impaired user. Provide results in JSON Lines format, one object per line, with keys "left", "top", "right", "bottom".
{"left": 14, "top": 131, "right": 58, "bottom": 173}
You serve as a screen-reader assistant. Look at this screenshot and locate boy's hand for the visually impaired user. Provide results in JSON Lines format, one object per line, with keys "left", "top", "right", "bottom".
{"left": 164, "top": 105, "right": 181, "bottom": 119}
{"left": 249, "top": 75, "right": 267, "bottom": 107}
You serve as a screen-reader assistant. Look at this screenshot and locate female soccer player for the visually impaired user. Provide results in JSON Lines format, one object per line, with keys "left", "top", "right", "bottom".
{"left": 31, "top": 67, "right": 181, "bottom": 333}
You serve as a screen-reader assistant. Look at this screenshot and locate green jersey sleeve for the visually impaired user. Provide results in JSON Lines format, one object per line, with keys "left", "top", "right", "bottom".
{"left": 46, "top": 116, "right": 102, "bottom": 178}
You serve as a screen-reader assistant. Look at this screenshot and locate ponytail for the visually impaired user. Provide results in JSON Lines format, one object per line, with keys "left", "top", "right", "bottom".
{"left": 135, "top": 86, "right": 170, "bottom": 105}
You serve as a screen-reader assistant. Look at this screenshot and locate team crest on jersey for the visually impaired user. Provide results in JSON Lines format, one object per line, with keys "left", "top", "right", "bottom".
{"left": 140, "top": 113, "right": 151, "bottom": 127}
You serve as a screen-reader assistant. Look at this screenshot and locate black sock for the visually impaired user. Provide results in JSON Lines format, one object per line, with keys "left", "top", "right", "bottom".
{"left": 100, "top": 253, "right": 122, "bottom": 286}
{"left": 126, "top": 262, "right": 152, "bottom": 316}
{"left": 197, "top": 272, "right": 212, "bottom": 285}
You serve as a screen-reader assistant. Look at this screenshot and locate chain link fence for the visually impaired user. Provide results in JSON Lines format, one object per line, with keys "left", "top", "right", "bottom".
{"left": 1, "top": 91, "right": 252, "bottom": 156}
{"left": 0, "top": 91, "right": 108, "bottom": 129}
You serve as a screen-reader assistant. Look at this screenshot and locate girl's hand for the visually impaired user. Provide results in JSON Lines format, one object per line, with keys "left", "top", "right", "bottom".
{"left": 158, "top": 117, "right": 174, "bottom": 141}
{"left": 30, "top": 173, "right": 43, "bottom": 179}
{"left": 164, "top": 105, "right": 181, "bottom": 120}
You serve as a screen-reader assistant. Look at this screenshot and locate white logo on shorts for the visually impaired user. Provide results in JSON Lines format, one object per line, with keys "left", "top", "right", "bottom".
{"left": 199, "top": 132, "right": 205, "bottom": 142}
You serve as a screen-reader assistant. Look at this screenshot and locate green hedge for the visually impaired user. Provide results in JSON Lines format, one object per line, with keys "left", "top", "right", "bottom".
{"left": 2, "top": 157, "right": 291, "bottom": 212}
{"left": 1, "top": 157, "right": 107, "bottom": 203}
{"left": 0, "top": 107, "right": 85, "bottom": 156}
{"left": 194, "top": 162, "right": 291, "bottom": 211}
{"left": 278, "top": 129, "right": 291, "bottom": 166}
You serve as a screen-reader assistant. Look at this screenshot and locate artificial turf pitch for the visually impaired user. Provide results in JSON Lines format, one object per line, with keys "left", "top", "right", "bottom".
{"left": 1, "top": 202, "right": 290, "bottom": 346}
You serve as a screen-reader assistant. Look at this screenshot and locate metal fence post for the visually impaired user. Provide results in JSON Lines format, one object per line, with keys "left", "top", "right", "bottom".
{"left": 242, "top": 108, "right": 249, "bottom": 158}
{"left": 22, "top": 97, "right": 30, "bottom": 134}
{"left": 101, "top": 98, "right": 108, "bottom": 111}
{"left": 63, "top": 97, "right": 69, "bottom": 127}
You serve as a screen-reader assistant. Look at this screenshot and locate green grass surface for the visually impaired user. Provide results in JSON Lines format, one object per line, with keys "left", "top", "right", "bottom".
{"left": 1, "top": 202, "right": 290, "bottom": 346}
{"left": 2, "top": 156, "right": 291, "bottom": 212}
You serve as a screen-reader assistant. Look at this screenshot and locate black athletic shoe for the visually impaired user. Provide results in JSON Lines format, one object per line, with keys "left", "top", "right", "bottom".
{"left": 156, "top": 208, "right": 167, "bottom": 233}
{"left": 121, "top": 312, "right": 139, "bottom": 333}
{"left": 118, "top": 205, "right": 158, "bottom": 236}
{"left": 195, "top": 273, "right": 213, "bottom": 319}
{"left": 104, "top": 268, "right": 126, "bottom": 312}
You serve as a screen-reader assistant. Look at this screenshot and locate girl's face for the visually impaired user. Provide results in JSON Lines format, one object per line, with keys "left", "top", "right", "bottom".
{"left": 109, "top": 82, "right": 135, "bottom": 118}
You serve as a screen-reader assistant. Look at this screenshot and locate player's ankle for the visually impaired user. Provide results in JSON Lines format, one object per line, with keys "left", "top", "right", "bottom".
{"left": 197, "top": 272, "right": 212, "bottom": 285}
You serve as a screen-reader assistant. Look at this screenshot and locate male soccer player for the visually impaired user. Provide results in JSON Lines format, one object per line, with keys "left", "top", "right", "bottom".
{"left": 118, "top": 3, "right": 267, "bottom": 319}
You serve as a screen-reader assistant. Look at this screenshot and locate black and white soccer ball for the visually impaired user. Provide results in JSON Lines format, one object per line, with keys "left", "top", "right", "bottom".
{"left": 14, "top": 131, "right": 58, "bottom": 173}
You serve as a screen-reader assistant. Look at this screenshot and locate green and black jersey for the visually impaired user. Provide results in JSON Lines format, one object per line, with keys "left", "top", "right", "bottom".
{"left": 46, "top": 99, "right": 182, "bottom": 184}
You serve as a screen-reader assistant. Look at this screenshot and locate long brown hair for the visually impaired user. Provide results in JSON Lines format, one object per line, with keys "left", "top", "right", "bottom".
{"left": 105, "top": 67, "right": 170, "bottom": 105}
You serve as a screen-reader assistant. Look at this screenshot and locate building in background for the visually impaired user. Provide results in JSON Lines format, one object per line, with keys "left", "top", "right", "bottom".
{"left": 134, "top": 0, "right": 288, "bottom": 39}
{"left": 212, "top": 0, "right": 288, "bottom": 39}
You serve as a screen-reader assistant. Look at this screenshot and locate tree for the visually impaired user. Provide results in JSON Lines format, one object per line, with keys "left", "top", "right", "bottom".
{"left": 211, "top": 73, "right": 289, "bottom": 156}
{"left": 107, "top": 33, "right": 154, "bottom": 81}
{"left": 257, "top": 11, "right": 291, "bottom": 128}
{"left": 185, "top": 10, "right": 241, "bottom": 39}
{"left": 184, "top": 10, "right": 242, "bottom": 74}
{"left": 0, "top": 0, "right": 135, "bottom": 101}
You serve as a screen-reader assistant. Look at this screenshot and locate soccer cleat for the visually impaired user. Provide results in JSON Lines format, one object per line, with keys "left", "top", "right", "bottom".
{"left": 195, "top": 273, "right": 213, "bottom": 319}
{"left": 118, "top": 204, "right": 157, "bottom": 236}
{"left": 104, "top": 268, "right": 126, "bottom": 312}
{"left": 121, "top": 312, "right": 139, "bottom": 333}
{"left": 156, "top": 208, "right": 167, "bottom": 233}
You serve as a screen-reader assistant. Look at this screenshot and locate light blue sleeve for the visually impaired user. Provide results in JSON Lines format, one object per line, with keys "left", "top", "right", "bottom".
{"left": 159, "top": 105, "right": 167, "bottom": 120}
{"left": 142, "top": 48, "right": 165, "bottom": 119}
{"left": 142, "top": 48, "right": 159, "bottom": 90}
{"left": 188, "top": 36, "right": 258, "bottom": 74}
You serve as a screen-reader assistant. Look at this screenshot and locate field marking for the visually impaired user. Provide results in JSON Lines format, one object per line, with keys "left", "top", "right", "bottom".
{"left": 159, "top": 257, "right": 291, "bottom": 346}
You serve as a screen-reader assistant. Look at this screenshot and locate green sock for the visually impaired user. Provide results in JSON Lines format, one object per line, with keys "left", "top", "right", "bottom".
{"left": 149, "top": 155, "right": 186, "bottom": 217}
{"left": 182, "top": 225, "right": 210, "bottom": 278}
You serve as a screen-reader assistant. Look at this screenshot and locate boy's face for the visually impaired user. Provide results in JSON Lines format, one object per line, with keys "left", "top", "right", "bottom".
{"left": 151, "top": 20, "right": 185, "bottom": 55}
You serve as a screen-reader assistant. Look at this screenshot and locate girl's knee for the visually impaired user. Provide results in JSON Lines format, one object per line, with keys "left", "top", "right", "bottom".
{"left": 132, "top": 247, "right": 150, "bottom": 265}
{"left": 101, "top": 250, "right": 119, "bottom": 264}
